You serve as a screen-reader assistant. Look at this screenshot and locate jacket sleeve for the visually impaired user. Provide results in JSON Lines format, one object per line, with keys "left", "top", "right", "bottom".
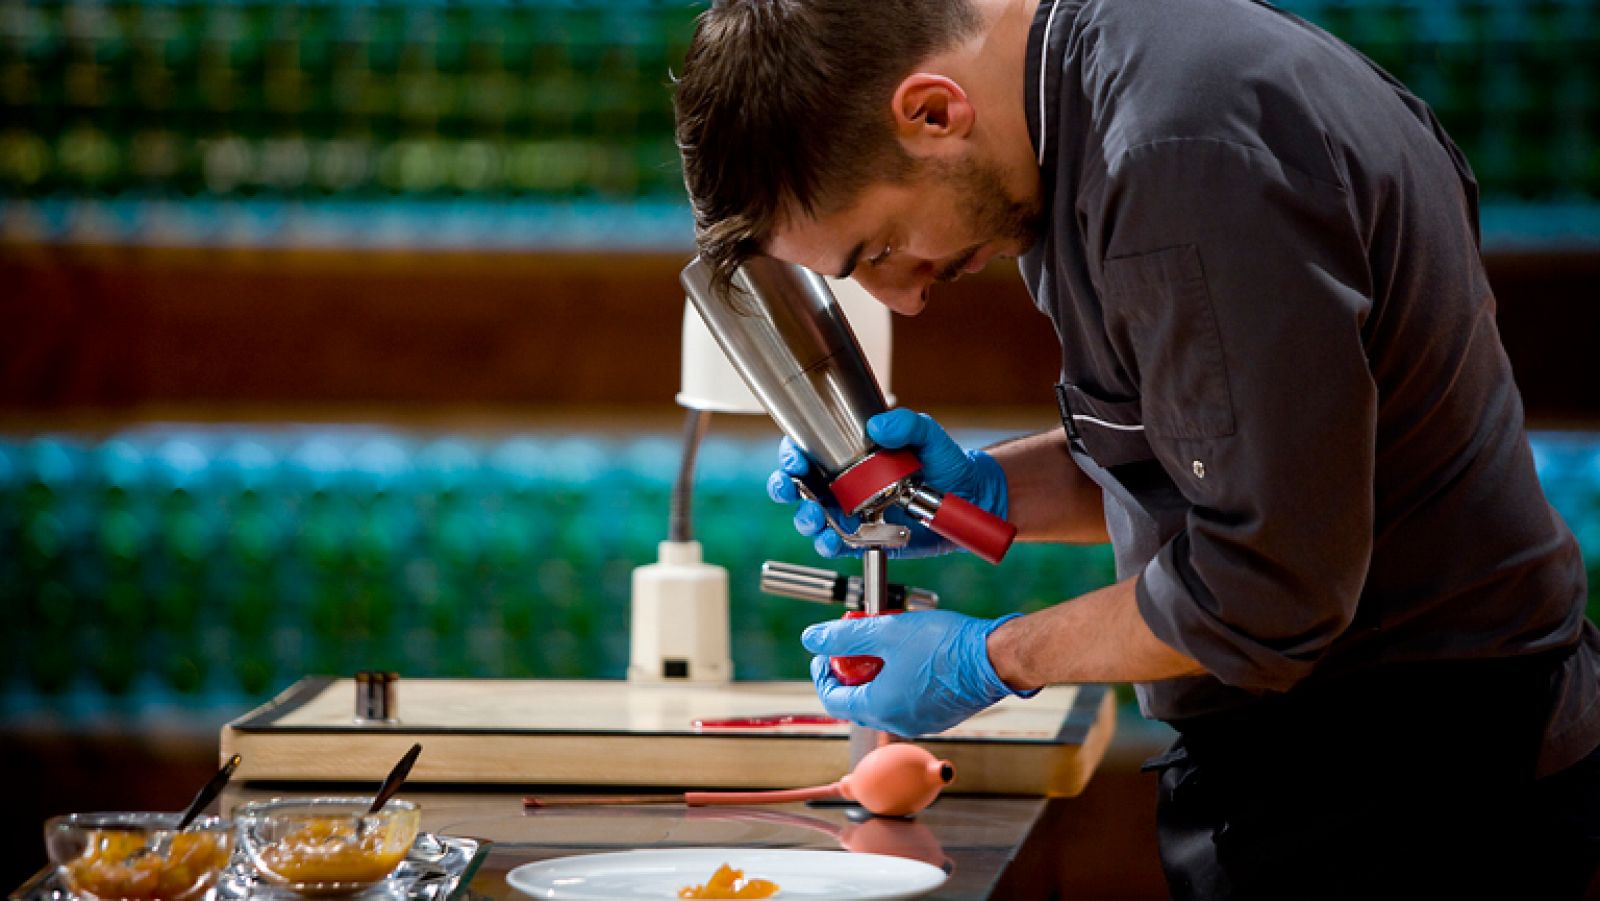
{"left": 1094, "top": 138, "right": 1377, "bottom": 694}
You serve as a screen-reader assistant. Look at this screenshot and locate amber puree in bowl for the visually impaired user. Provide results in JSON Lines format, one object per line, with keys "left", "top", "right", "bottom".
{"left": 66, "top": 831, "right": 231, "bottom": 901}
{"left": 256, "top": 818, "right": 410, "bottom": 884}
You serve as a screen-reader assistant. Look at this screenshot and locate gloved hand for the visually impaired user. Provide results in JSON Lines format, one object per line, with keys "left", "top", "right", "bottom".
{"left": 802, "top": 609, "right": 1032, "bottom": 736}
{"left": 766, "top": 408, "right": 1009, "bottom": 559}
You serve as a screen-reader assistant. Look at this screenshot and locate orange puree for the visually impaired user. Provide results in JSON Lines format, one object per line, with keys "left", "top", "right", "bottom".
{"left": 65, "top": 831, "right": 231, "bottom": 901}
{"left": 256, "top": 817, "right": 409, "bottom": 884}
{"left": 678, "top": 863, "right": 780, "bottom": 899}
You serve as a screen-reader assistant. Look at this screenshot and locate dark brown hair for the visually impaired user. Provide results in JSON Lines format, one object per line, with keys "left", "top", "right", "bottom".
{"left": 674, "top": 0, "right": 981, "bottom": 286}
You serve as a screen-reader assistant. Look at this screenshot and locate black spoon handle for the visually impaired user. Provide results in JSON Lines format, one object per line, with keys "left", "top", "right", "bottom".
{"left": 369, "top": 743, "right": 423, "bottom": 814}
{"left": 176, "top": 754, "right": 241, "bottom": 831}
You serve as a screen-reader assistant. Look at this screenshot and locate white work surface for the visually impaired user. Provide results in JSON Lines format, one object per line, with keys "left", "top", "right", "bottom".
{"left": 223, "top": 678, "right": 1115, "bottom": 796}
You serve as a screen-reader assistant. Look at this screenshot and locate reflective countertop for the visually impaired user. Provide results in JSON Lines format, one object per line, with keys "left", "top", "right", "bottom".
{"left": 222, "top": 786, "right": 1062, "bottom": 900}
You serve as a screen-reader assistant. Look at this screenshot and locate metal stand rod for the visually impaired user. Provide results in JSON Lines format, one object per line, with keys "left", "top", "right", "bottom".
{"left": 668, "top": 408, "right": 713, "bottom": 543}
{"left": 862, "top": 546, "right": 887, "bottom": 617}
{"left": 851, "top": 543, "right": 900, "bottom": 766}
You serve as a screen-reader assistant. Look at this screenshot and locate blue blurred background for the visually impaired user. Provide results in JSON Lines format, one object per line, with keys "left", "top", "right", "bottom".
{"left": 2, "top": 427, "right": 1598, "bottom": 725}
{"left": 3, "top": 0, "right": 1599, "bottom": 894}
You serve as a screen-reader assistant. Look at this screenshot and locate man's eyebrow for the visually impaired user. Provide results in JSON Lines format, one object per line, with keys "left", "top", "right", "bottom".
{"left": 836, "top": 241, "right": 865, "bottom": 280}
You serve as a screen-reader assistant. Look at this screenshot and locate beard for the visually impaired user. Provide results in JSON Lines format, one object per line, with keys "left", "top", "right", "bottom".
{"left": 928, "top": 155, "right": 1045, "bottom": 283}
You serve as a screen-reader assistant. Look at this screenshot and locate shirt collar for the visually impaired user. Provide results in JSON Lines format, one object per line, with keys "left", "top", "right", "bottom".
{"left": 1024, "top": 0, "right": 1080, "bottom": 207}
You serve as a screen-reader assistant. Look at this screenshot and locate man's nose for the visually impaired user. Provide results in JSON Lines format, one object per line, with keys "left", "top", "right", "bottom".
{"left": 852, "top": 267, "right": 929, "bottom": 315}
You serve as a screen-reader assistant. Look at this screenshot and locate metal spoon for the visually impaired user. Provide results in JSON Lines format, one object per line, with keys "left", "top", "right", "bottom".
{"left": 354, "top": 743, "right": 422, "bottom": 840}
{"left": 145, "top": 754, "right": 242, "bottom": 858}
{"left": 370, "top": 743, "right": 423, "bottom": 815}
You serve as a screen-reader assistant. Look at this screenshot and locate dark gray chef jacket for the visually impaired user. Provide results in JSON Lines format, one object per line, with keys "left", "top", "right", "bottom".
{"left": 1019, "top": 0, "right": 1600, "bottom": 776}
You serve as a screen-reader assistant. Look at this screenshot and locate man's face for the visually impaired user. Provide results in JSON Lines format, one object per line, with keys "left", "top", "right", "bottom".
{"left": 767, "top": 154, "right": 1043, "bottom": 315}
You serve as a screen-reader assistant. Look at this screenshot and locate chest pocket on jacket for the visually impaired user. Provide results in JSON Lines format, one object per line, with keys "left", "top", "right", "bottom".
{"left": 1055, "top": 382, "right": 1154, "bottom": 468}
{"left": 1101, "top": 245, "right": 1236, "bottom": 441}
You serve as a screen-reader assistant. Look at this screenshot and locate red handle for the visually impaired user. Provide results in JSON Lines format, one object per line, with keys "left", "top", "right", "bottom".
{"left": 830, "top": 449, "right": 922, "bottom": 515}
{"left": 926, "top": 493, "right": 1017, "bottom": 564}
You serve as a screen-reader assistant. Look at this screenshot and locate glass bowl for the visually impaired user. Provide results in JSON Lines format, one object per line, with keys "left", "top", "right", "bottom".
{"left": 235, "top": 798, "right": 421, "bottom": 895}
{"left": 44, "top": 812, "right": 234, "bottom": 901}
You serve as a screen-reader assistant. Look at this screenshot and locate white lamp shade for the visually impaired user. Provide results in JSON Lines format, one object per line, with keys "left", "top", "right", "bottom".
{"left": 676, "top": 276, "right": 895, "bottom": 413}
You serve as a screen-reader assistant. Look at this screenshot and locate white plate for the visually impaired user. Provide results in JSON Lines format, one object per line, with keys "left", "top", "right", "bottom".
{"left": 506, "top": 847, "right": 948, "bottom": 900}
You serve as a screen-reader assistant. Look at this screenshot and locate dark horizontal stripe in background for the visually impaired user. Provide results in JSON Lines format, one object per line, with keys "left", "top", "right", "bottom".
{"left": 0, "top": 249, "right": 1595, "bottom": 420}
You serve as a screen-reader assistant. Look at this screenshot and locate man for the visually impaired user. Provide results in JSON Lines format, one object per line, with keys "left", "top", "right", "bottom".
{"left": 674, "top": 0, "right": 1600, "bottom": 896}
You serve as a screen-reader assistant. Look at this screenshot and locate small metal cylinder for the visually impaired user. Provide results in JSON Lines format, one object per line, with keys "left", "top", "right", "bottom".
{"left": 354, "top": 671, "right": 399, "bottom": 724}
{"left": 760, "top": 560, "right": 938, "bottom": 611}
{"left": 760, "top": 560, "right": 844, "bottom": 605}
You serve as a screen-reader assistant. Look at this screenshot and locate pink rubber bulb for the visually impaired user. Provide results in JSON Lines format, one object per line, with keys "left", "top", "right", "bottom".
{"left": 839, "top": 743, "right": 956, "bottom": 817}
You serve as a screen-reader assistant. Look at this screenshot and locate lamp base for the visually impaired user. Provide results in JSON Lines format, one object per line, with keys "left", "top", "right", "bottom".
{"left": 627, "top": 541, "right": 734, "bottom": 683}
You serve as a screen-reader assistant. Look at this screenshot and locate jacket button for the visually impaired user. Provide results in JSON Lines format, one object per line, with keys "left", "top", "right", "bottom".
{"left": 1192, "top": 460, "right": 1206, "bottom": 479}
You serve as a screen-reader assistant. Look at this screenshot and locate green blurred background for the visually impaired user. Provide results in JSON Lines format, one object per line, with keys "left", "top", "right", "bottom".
{"left": 3, "top": 0, "right": 1600, "bottom": 894}
{"left": 2, "top": 0, "right": 1598, "bottom": 245}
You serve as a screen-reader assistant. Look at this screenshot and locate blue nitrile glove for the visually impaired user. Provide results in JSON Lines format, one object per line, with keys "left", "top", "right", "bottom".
{"left": 765, "top": 408, "right": 1009, "bottom": 559}
{"left": 802, "top": 610, "right": 1032, "bottom": 736}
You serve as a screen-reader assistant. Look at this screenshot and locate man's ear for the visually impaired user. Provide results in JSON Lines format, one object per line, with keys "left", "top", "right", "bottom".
{"left": 891, "top": 73, "right": 973, "bottom": 157}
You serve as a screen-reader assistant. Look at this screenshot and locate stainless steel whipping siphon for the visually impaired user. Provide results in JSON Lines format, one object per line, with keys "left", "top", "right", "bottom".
{"left": 680, "top": 254, "right": 1016, "bottom": 622}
